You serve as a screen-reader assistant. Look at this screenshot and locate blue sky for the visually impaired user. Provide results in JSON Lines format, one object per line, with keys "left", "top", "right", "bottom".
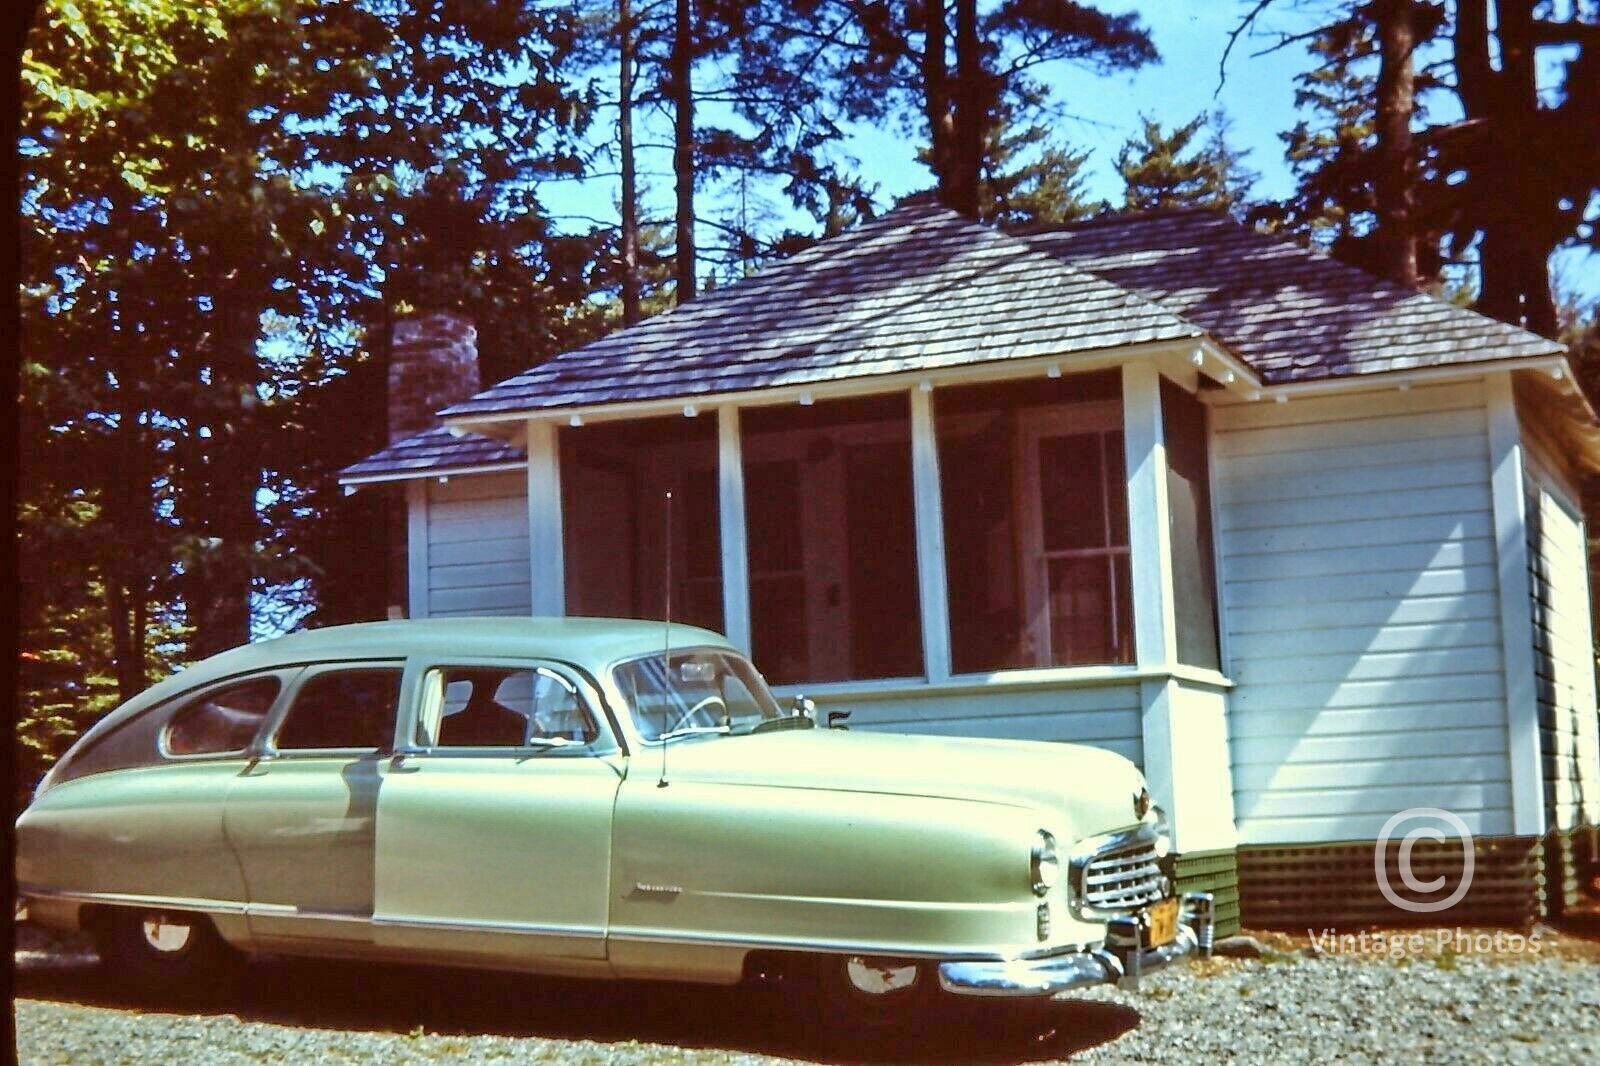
{"left": 542, "top": 0, "right": 1597, "bottom": 306}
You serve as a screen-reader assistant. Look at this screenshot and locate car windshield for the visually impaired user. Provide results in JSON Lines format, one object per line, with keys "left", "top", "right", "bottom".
{"left": 612, "top": 649, "right": 787, "bottom": 742}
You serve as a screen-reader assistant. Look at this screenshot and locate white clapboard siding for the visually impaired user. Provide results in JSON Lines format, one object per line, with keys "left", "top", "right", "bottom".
{"left": 1524, "top": 440, "right": 1600, "bottom": 831}
{"left": 422, "top": 472, "right": 532, "bottom": 619}
{"left": 1213, "top": 381, "right": 1514, "bottom": 844}
{"left": 840, "top": 683, "right": 1144, "bottom": 768}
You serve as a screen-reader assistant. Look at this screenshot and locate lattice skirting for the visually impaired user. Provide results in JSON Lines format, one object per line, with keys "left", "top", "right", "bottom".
{"left": 1544, "top": 825, "right": 1600, "bottom": 918}
{"left": 1237, "top": 837, "right": 1548, "bottom": 929}
{"left": 1174, "top": 848, "right": 1241, "bottom": 938}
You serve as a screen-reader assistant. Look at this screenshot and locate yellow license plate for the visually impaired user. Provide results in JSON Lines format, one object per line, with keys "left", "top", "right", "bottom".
{"left": 1145, "top": 896, "right": 1179, "bottom": 947}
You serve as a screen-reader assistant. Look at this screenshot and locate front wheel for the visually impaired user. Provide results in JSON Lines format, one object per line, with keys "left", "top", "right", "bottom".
{"left": 93, "top": 908, "right": 240, "bottom": 996}
{"left": 815, "top": 955, "right": 938, "bottom": 1042}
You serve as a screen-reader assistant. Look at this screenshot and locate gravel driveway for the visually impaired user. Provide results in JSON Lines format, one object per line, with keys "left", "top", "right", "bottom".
{"left": 13, "top": 927, "right": 1600, "bottom": 1064}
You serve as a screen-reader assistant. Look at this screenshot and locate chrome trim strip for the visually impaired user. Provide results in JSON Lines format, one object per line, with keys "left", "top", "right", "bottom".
{"left": 370, "top": 914, "right": 606, "bottom": 940}
{"left": 245, "top": 904, "right": 372, "bottom": 924}
{"left": 19, "top": 888, "right": 249, "bottom": 915}
{"left": 606, "top": 926, "right": 1026, "bottom": 962}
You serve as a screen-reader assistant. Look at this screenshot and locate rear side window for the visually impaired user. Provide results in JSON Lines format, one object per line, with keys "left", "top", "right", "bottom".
{"left": 274, "top": 669, "right": 403, "bottom": 752}
{"left": 165, "top": 678, "right": 280, "bottom": 757}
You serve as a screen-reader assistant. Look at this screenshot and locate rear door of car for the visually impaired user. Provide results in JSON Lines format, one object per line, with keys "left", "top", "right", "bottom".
{"left": 223, "top": 660, "right": 405, "bottom": 945}
{"left": 18, "top": 670, "right": 291, "bottom": 913}
{"left": 372, "top": 657, "right": 623, "bottom": 967}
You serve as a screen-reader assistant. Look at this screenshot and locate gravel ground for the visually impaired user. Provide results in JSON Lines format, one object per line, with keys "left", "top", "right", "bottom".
{"left": 13, "top": 926, "right": 1600, "bottom": 1064}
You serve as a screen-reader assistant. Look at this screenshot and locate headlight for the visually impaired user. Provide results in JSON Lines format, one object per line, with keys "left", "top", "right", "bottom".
{"left": 1145, "top": 804, "right": 1172, "bottom": 859}
{"left": 1031, "top": 830, "right": 1059, "bottom": 896}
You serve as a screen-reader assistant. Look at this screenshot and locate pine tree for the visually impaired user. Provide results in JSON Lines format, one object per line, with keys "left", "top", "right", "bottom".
{"left": 981, "top": 93, "right": 1106, "bottom": 224}
{"left": 1441, "top": 0, "right": 1599, "bottom": 336}
{"left": 723, "top": 1, "right": 1155, "bottom": 219}
{"left": 1115, "top": 113, "right": 1257, "bottom": 216}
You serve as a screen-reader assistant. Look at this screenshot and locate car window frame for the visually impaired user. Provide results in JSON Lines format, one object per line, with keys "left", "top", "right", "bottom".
{"left": 157, "top": 671, "right": 296, "bottom": 762}
{"left": 603, "top": 644, "right": 782, "bottom": 749}
{"left": 261, "top": 659, "right": 408, "bottom": 758}
{"left": 396, "top": 656, "right": 621, "bottom": 760}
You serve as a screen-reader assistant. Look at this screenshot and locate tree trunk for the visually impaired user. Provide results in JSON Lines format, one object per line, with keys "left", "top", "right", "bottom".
{"left": 619, "top": 0, "right": 641, "bottom": 325}
{"left": 1371, "top": 0, "right": 1419, "bottom": 288}
{"left": 105, "top": 575, "right": 142, "bottom": 705}
{"left": 672, "top": 0, "right": 696, "bottom": 303}
{"left": 1452, "top": 0, "right": 1559, "bottom": 335}
{"left": 922, "top": 0, "right": 954, "bottom": 202}
{"left": 105, "top": 392, "right": 148, "bottom": 703}
{"left": 949, "top": 0, "right": 982, "bottom": 217}
{"left": 186, "top": 309, "right": 259, "bottom": 659}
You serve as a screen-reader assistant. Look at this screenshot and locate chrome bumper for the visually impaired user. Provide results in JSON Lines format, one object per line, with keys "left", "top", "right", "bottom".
{"left": 938, "top": 892, "right": 1214, "bottom": 997}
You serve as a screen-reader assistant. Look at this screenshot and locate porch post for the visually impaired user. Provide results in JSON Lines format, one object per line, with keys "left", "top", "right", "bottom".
{"left": 1124, "top": 361, "right": 1180, "bottom": 830}
{"left": 1486, "top": 371, "right": 1545, "bottom": 838}
{"left": 526, "top": 419, "right": 566, "bottom": 616}
{"left": 909, "top": 385, "right": 953, "bottom": 683}
{"left": 717, "top": 405, "right": 753, "bottom": 654}
{"left": 405, "top": 479, "right": 430, "bottom": 619}
{"left": 1122, "top": 361, "right": 1177, "bottom": 668}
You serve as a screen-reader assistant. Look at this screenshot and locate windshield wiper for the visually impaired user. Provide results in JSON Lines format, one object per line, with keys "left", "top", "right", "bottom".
{"left": 747, "top": 715, "right": 815, "bottom": 734}
{"left": 655, "top": 724, "right": 732, "bottom": 742}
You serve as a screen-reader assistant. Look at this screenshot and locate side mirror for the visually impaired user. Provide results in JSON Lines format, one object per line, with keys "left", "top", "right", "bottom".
{"left": 790, "top": 695, "right": 817, "bottom": 720}
{"left": 827, "top": 709, "right": 851, "bottom": 730}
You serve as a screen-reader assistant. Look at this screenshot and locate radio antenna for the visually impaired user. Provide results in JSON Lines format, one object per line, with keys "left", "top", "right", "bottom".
{"left": 657, "top": 490, "right": 673, "bottom": 788}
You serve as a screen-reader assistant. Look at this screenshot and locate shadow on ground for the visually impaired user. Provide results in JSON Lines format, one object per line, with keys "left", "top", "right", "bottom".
{"left": 14, "top": 940, "right": 1141, "bottom": 1065}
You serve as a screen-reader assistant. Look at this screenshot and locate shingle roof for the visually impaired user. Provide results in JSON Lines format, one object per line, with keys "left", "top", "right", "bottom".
{"left": 438, "top": 202, "right": 1202, "bottom": 419}
{"left": 344, "top": 202, "right": 1566, "bottom": 482}
{"left": 1018, "top": 209, "right": 1563, "bottom": 385}
{"left": 340, "top": 426, "right": 525, "bottom": 483}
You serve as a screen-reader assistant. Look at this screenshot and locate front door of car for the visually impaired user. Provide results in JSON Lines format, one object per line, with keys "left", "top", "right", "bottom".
{"left": 223, "top": 661, "right": 405, "bottom": 945}
{"left": 372, "top": 660, "right": 622, "bottom": 968}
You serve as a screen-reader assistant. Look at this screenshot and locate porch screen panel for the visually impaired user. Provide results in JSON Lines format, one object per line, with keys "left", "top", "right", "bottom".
{"left": 560, "top": 415, "right": 722, "bottom": 633}
{"left": 741, "top": 394, "right": 922, "bottom": 685}
{"left": 934, "top": 371, "right": 1133, "bottom": 673}
{"left": 1161, "top": 380, "right": 1221, "bottom": 670}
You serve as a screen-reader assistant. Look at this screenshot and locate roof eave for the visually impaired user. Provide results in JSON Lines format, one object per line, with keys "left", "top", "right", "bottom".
{"left": 338, "top": 459, "right": 528, "bottom": 488}
{"left": 1203, "top": 351, "right": 1600, "bottom": 473}
{"left": 440, "top": 336, "right": 1259, "bottom": 438}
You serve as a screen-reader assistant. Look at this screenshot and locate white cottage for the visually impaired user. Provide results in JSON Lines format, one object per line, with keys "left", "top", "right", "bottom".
{"left": 343, "top": 202, "right": 1600, "bottom": 933}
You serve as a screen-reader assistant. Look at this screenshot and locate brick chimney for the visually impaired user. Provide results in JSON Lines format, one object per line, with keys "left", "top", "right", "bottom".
{"left": 389, "top": 311, "right": 480, "bottom": 443}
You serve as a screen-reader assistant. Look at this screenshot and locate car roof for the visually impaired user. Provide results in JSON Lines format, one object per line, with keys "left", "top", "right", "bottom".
{"left": 218, "top": 617, "right": 732, "bottom": 673}
{"left": 80, "top": 617, "right": 733, "bottom": 744}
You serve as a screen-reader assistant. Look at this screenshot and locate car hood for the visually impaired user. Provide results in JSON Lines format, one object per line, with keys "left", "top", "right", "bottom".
{"left": 637, "top": 727, "right": 1148, "bottom": 839}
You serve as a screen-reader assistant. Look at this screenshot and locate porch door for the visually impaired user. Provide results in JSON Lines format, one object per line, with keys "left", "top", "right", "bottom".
{"left": 846, "top": 440, "right": 920, "bottom": 677}
{"left": 1015, "top": 403, "right": 1133, "bottom": 668}
{"left": 745, "top": 459, "right": 813, "bottom": 681}
{"left": 564, "top": 448, "right": 636, "bottom": 617}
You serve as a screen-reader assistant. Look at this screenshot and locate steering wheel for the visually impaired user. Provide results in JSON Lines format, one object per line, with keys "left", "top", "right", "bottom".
{"left": 663, "top": 694, "right": 727, "bottom": 737}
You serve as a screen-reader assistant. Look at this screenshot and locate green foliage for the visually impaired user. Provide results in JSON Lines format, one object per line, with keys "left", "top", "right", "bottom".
{"left": 1116, "top": 112, "right": 1257, "bottom": 216}
{"left": 1263, "top": 14, "right": 1379, "bottom": 251}
{"left": 714, "top": 0, "right": 1154, "bottom": 220}
{"left": 984, "top": 131, "right": 1104, "bottom": 225}
{"left": 18, "top": 1, "right": 608, "bottom": 765}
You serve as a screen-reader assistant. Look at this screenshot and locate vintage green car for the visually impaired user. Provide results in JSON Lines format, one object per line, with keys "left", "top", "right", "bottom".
{"left": 16, "top": 618, "right": 1212, "bottom": 1024}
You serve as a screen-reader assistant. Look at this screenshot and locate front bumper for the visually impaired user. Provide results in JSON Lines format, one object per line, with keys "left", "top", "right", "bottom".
{"left": 938, "top": 892, "right": 1214, "bottom": 997}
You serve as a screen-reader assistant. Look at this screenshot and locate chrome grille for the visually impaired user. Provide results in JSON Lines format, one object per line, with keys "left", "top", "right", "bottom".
{"left": 1072, "top": 828, "right": 1166, "bottom": 916}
